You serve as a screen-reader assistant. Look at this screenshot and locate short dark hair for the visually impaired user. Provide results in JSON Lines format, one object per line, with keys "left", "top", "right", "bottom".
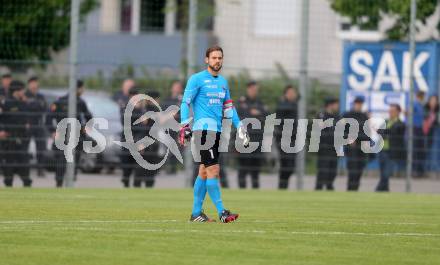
{"left": 353, "top": 96, "right": 365, "bottom": 104}
{"left": 146, "top": 89, "right": 160, "bottom": 98}
{"left": 416, "top": 91, "right": 425, "bottom": 98}
{"left": 171, "top": 80, "right": 182, "bottom": 86}
{"left": 28, "top": 76, "right": 38, "bottom": 83}
{"left": 325, "top": 97, "right": 338, "bottom": 107}
{"left": 76, "top": 79, "right": 84, "bottom": 89}
{"left": 10, "top": 80, "right": 25, "bottom": 93}
{"left": 205, "top": 45, "right": 223, "bottom": 58}
{"left": 2, "top": 73, "right": 11, "bottom": 79}
{"left": 247, "top": 81, "right": 257, "bottom": 87}
{"left": 389, "top": 103, "right": 401, "bottom": 112}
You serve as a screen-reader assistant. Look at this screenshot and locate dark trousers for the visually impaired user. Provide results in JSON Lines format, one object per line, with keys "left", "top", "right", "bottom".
{"left": 237, "top": 153, "right": 262, "bottom": 189}
{"left": 377, "top": 151, "right": 405, "bottom": 192}
{"left": 316, "top": 152, "right": 338, "bottom": 190}
{"left": 133, "top": 148, "right": 160, "bottom": 188}
{"left": 279, "top": 152, "right": 296, "bottom": 189}
{"left": 413, "top": 127, "right": 425, "bottom": 176}
{"left": 133, "top": 167, "right": 156, "bottom": 188}
{"left": 29, "top": 126, "right": 47, "bottom": 167}
{"left": 165, "top": 131, "right": 180, "bottom": 174}
{"left": 3, "top": 139, "right": 32, "bottom": 187}
{"left": 53, "top": 145, "right": 80, "bottom": 187}
{"left": 120, "top": 149, "right": 136, "bottom": 187}
{"left": 346, "top": 147, "right": 367, "bottom": 191}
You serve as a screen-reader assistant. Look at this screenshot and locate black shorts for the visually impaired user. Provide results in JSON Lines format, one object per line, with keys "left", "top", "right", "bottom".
{"left": 192, "top": 130, "right": 221, "bottom": 167}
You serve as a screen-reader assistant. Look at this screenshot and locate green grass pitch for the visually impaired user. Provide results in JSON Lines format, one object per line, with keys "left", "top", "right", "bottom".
{"left": 1, "top": 189, "right": 439, "bottom": 265}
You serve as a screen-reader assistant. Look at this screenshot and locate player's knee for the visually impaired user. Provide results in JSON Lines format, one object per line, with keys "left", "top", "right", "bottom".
{"left": 198, "top": 165, "right": 208, "bottom": 179}
{"left": 205, "top": 164, "right": 220, "bottom": 179}
{"left": 200, "top": 171, "right": 208, "bottom": 179}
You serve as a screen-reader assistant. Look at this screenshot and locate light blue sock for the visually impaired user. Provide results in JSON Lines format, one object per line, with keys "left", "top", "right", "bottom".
{"left": 206, "top": 178, "right": 225, "bottom": 215}
{"left": 191, "top": 176, "right": 207, "bottom": 216}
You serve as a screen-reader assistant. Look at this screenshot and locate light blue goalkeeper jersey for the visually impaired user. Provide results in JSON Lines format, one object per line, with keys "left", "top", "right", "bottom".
{"left": 180, "top": 70, "right": 241, "bottom": 132}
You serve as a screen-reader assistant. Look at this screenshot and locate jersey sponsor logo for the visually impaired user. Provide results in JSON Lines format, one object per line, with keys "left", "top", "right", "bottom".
{"left": 206, "top": 92, "right": 226, "bottom": 99}
{"left": 209, "top": 98, "right": 222, "bottom": 105}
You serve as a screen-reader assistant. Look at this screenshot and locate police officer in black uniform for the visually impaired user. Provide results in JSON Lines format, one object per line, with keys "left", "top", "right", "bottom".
{"left": 1, "top": 80, "right": 32, "bottom": 187}
{"left": 118, "top": 87, "right": 139, "bottom": 187}
{"left": 133, "top": 90, "right": 162, "bottom": 188}
{"left": 25, "top": 76, "right": 48, "bottom": 177}
{"left": 315, "top": 97, "right": 339, "bottom": 190}
{"left": 113, "top": 79, "right": 136, "bottom": 187}
{"left": 342, "top": 96, "right": 369, "bottom": 191}
{"left": 236, "top": 81, "right": 268, "bottom": 189}
{"left": 161, "top": 80, "right": 183, "bottom": 174}
{"left": 0, "top": 73, "right": 12, "bottom": 171}
{"left": 46, "top": 80, "right": 92, "bottom": 187}
{"left": 113, "top": 79, "right": 135, "bottom": 116}
{"left": 275, "top": 85, "right": 298, "bottom": 189}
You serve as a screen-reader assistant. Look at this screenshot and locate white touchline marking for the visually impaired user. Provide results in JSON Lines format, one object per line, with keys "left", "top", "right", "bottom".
{"left": 300, "top": 220, "right": 436, "bottom": 226}
{"left": 0, "top": 220, "right": 178, "bottom": 224}
{"left": 0, "top": 226, "right": 438, "bottom": 238}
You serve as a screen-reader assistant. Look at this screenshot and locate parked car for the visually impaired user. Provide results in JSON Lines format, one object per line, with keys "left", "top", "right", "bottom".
{"left": 29, "top": 89, "right": 122, "bottom": 173}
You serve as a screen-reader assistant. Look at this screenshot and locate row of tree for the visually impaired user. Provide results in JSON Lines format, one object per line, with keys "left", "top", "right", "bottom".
{"left": 330, "top": 0, "right": 440, "bottom": 40}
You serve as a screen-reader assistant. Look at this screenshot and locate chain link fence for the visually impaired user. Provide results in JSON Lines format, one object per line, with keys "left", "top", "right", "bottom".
{"left": 0, "top": 0, "right": 439, "bottom": 191}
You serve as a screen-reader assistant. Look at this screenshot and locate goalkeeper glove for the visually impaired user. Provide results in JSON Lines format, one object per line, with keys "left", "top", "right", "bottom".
{"left": 179, "top": 124, "right": 192, "bottom": 146}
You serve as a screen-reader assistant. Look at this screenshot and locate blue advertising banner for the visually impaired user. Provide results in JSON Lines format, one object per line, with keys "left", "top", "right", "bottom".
{"left": 341, "top": 41, "right": 440, "bottom": 117}
{"left": 341, "top": 41, "right": 440, "bottom": 171}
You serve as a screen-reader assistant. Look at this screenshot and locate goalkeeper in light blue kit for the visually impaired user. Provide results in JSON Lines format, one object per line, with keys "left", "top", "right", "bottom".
{"left": 179, "top": 46, "right": 249, "bottom": 223}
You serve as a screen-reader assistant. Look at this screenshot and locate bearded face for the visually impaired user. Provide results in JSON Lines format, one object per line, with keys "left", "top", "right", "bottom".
{"left": 205, "top": 50, "right": 223, "bottom": 73}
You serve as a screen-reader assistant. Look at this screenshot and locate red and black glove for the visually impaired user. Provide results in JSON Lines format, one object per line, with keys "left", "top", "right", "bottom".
{"left": 179, "top": 124, "right": 192, "bottom": 146}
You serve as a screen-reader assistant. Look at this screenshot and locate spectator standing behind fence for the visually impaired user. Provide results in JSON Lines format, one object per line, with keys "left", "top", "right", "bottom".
{"left": 376, "top": 104, "right": 406, "bottom": 192}
{"left": 275, "top": 85, "right": 298, "bottom": 189}
{"left": 117, "top": 87, "right": 140, "bottom": 188}
{"left": 236, "top": 81, "right": 268, "bottom": 189}
{"left": 113, "top": 79, "right": 135, "bottom": 112}
{"left": 413, "top": 91, "right": 426, "bottom": 178}
{"left": 131, "top": 90, "right": 162, "bottom": 188}
{"left": 423, "top": 95, "right": 439, "bottom": 170}
{"left": 0, "top": 73, "right": 12, "bottom": 102}
{"left": 25, "top": 76, "right": 48, "bottom": 177}
{"left": 46, "top": 80, "right": 92, "bottom": 187}
{"left": 0, "top": 80, "right": 32, "bottom": 187}
{"left": 315, "top": 97, "right": 339, "bottom": 191}
{"left": 342, "top": 96, "right": 369, "bottom": 191}
{"left": 161, "top": 80, "right": 183, "bottom": 174}
{"left": 113, "top": 79, "right": 135, "bottom": 187}
{"left": 0, "top": 73, "right": 12, "bottom": 174}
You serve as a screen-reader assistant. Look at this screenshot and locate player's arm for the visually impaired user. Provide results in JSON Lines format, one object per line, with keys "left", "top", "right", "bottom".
{"left": 223, "top": 89, "right": 241, "bottom": 129}
{"left": 224, "top": 84, "right": 249, "bottom": 147}
{"left": 179, "top": 76, "right": 199, "bottom": 145}
{"left": 180, "top": 76, "right": 199, "bottom": 125}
